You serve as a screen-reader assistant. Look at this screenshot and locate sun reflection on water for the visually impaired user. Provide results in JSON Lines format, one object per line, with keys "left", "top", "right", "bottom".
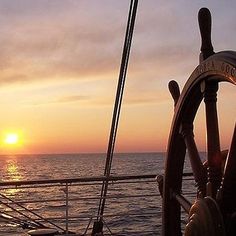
{"left": 4, "top": 157, "right": 22, "bottom": 196}
{"left": 6, "top": 159, "right": 21, "bottom": 181}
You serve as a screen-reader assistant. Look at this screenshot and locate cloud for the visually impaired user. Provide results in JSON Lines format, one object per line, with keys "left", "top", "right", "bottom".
{"left": 55, "top": 95, "right": 89, "bottom": 103}
{"left": 0, "top": 0, "right": 235, "bottom": 90}
{"left": 31, "top": 95, "right": 90, "bottom": 106}
{"left": 0, "top": 1, "right": 130, "bottom": 86}
{"left": 0, "top": 1, "right": 194, "bottom": 88}
{"left": 0, "top": 73, "right": 30, "bottom": 84}
{"left": 124, "top": 95, "right": 169, "bottom": 105}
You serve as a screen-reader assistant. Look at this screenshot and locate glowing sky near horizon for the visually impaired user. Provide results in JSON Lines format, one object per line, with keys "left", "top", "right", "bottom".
{"left": 0, "top": 0, "right": 235, "bottom": 154}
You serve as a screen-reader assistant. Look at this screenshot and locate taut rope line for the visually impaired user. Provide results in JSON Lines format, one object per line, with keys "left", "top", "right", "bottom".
{"left": 95, "top": 0, "right": 139, "bottom": 227}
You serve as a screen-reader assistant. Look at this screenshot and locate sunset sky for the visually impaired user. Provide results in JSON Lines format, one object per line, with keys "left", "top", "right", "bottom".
{"left": 0, "top": 0, "right": 235, "bottom": 154}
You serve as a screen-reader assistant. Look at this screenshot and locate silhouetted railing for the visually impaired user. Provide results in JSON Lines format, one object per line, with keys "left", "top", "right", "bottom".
{"left": 0, "top": 174, "right": 163, "bottom": 235}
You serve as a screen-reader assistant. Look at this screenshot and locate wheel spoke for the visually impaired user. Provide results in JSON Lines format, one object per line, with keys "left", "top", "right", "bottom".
{"left": 202, "top": 81, "right": 222, "bottom": 197}
{"left": 173, "top": 192, "right": 191, "bottom": 214}
{"left": 220, "top": 124, "right": 236, "bottom": 215}
{"left": 181, "top": 123, "right": 207, "bottom": 196}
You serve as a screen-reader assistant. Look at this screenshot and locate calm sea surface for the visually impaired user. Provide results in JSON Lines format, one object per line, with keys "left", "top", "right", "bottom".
{"left": 0, "top": 153, "right": 164, "bottom": 181}
{"left": 0, "top": 153, "right": 169, "bottom": 235}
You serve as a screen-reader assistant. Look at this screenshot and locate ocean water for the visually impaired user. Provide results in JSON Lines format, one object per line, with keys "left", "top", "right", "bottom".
{"left": 0, "top": 153, "right": 167, "bottom": 235}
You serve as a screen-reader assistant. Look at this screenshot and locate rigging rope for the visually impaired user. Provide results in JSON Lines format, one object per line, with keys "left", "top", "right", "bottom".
{"left": 96, "top": 0, "right": 139, "bottom": 221}
{"left": 0, "top": 192, "right": 65, "bottom": 231}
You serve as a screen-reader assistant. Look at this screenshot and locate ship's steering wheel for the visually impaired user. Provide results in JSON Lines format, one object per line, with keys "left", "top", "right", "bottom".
{"left": 161, "top": 8, "right": 236, "bottom": 236}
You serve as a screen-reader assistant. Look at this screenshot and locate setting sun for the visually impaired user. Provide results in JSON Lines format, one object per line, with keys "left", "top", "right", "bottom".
{"left": 4, "top": 133, "right": 19, "bottom": 145}
{"left": 0, "top": 131, "right": 25, "bottom": 154}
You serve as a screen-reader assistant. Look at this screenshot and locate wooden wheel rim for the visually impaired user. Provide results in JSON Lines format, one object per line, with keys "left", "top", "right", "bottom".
{"left": 163, "top": 51, "right": 236, "bottom": 236}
